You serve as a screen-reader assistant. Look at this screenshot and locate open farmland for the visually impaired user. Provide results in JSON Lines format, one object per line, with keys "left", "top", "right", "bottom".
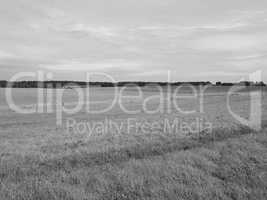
{"left": 0, "top": 86, "right": 267, "bottom": 200}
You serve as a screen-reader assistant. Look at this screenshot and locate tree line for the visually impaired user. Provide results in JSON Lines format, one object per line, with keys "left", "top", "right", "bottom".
{"left": 0, "top": 80, "right": 265, "bottom": 88}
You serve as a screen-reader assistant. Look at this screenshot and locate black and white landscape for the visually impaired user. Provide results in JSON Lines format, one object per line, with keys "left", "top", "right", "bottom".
{"left": 0, "top": 1, "right": 267, "bottom": 200}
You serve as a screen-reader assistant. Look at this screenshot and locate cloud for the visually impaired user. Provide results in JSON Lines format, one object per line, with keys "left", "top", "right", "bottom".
{"left": 67, "top": 24, "right": 118, "bottom": 38}
{"left": 134, "top": 70, "right": 170, "bottom": 77}
{"left": 193, "top": 71, "right": 247, "bottom": 77}
{"left": 230, "top": 54, "right": 267, "bottom": 60}
{"left": 0, "top": 50, "right": 18, "bottom": 59}
{"left": 191, "top": 34, "right": 267, "bottom": 52}
{"left": 40, "top": 59, "right": 144, "bottom": 71}
{"left": 136, "top": 20, "right": 249, "bottom": 36}
{"left": 223, "top": 59, "right": 267, "bottom": 71}
{"left": 191, "top": 23, "right": 248, "bottom": 31}
{"left": 1, "top": 1, "right": 267, "bottom": 82}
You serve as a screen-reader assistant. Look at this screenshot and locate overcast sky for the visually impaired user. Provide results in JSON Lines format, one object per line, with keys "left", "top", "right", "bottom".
{"left": 1, "top": 0, "right": 267, "bottom": 82}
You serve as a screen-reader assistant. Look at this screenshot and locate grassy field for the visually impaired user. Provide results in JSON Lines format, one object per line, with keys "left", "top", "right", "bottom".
{"left": 0, "top": 87, "right": 267, "bottom": 200}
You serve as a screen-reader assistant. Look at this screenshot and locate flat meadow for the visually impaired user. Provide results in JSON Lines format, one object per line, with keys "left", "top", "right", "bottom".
{"left": 0, "top": 86, "right": 267, "bottom": 200}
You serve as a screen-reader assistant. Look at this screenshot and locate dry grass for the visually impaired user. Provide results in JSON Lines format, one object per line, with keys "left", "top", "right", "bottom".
{"left": 0, "top": 126, "right": 267, "bottom": 200}
{"left": 0, "top": 87, "right": 266, "bottom": 199}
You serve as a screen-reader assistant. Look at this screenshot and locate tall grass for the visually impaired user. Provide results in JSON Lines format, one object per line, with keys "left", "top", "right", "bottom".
{"left": 0, "top": 126, "right": 266, "bottom": 200}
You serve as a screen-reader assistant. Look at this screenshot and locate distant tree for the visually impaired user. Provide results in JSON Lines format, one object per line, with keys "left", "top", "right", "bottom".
{"left": 255, "top": 81, "right": 266, "bottom": 86}
{"left": 221, "top": 82, "right": 234, "bottom": 86}
{"left": 0, "top": 80, "right": 7, "bottom": 88}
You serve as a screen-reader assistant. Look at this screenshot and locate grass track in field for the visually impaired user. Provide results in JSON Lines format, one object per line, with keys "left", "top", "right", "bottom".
{"left": 0, "top": 126, "right": 267, "bottom": 200}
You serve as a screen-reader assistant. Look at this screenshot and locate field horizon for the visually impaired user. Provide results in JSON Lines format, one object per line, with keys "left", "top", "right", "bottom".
{"left": 0, "top": 86, "right": 266, "bottom": 199}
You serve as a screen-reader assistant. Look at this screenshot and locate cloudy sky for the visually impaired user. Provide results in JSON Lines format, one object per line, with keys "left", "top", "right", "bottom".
{"left": 1, "top": 0, "right": 267, "bottom": 82}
